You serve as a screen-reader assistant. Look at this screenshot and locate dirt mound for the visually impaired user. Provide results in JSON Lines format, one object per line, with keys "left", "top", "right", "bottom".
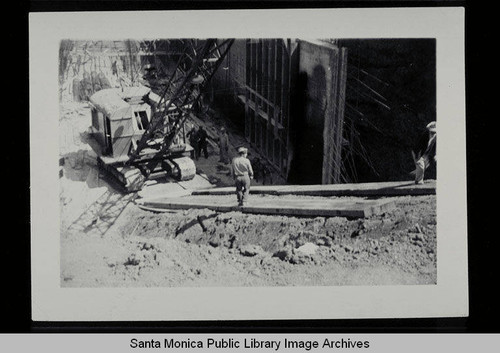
{"left": 61, "top": 194, "right": 436, "bottom": 287}
{"left": 117, "top": 195, "right": 436, "bottom": 272}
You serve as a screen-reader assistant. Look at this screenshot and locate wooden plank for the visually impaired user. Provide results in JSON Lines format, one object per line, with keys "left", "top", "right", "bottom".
{"left": 139, "top": 195, "right": 396, "bottom": 218}
{"left": 191, "top": 180, "right": 436, "bottom": 197}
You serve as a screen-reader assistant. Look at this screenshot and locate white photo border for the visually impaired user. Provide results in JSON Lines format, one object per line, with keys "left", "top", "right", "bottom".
{"left": 29, "top": 7, "right": 467, "bottom": 321}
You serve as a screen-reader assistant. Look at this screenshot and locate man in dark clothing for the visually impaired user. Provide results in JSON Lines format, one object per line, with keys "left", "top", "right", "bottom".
{"left": 112, "top": 60, "right": 118, "bottom": 76}
{"left": 196, "top": 126, "right": 209, "bottom": 159}
{"left": 413, "top": 121, "right": 436, "bottom": 184}
{"left": 186, "top": 125, "right": 199, "bottom": 160}
{"left": 251, "top": 157, "right": 273, "bottom": 185}
{"left": 80, "top": 72, "right": 93, "bottom": 101}
{"left": 252, "top": 157, "right": 263, "bottom": 182}
{"left": 261, "top": 163, "right": 273, "bottom": 185}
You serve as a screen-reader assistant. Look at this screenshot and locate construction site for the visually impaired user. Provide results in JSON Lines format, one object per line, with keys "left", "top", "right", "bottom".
{"left": 59, "top": 38, "right": 437, "bottom": 287}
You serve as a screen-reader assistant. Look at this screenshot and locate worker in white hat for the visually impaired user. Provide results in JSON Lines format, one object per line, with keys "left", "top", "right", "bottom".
{"left": 231, "top": 146, "right": 254, "bottom": 206}
{"left": 413, "top": 121, "right": 437, "bottom": 184}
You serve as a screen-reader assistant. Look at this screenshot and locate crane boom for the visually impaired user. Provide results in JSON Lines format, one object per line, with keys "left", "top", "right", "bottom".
{"left": 128, "top": 39, "right": 234, "bottom": 177}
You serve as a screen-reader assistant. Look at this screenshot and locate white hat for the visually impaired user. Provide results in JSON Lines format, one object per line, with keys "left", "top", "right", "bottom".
{"left": 426, "top": 121, "right": 436, "bottom": 133}
{"left": 237, "top": 146, "right": 247, "bottom": 154}
{"left": 191, "top": 74, "right": 204, "bottom": 85}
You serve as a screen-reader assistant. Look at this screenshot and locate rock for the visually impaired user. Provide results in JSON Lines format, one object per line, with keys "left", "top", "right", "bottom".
{"left": 124, "top": 254, "right": 140, "bottom": 266}
{"left": 250, "top": 269, "right": 261, "bottom": 276}
{"left": 409, "top": 223, "right": 425, "bottom": 234}
{"left": 289, "top": 252, "right": 310, "bottom": 265}
{"left": 273, "top": 248, "right": 292, "bottom": 261}
{"left": 141, "top": 242, "right": 154, "bottom": 250}
{"left": 294, "top": 238, "right": 306, "bottom": 247}
{"left": 326, "top": 230, "right": 336, "bottom": 239}
{"left": 296, "top": 242, "right": 319, "bottom": 255}
{"left": 344, "top": 245, "right": 353, "bottom": 253}
{"left": 316, "top": 236, "right": 333, "bottom": 247}
{"left": 209, "top": 239, "right": 220, "bottom": 247}
{"left": 311, "top": 217, "right": 325, "bottom": 232}
{"left": 351, "top": 229, "right": 364, "bottom": 238}
{"left": 413, "top": 233, "right": 425, "bottom": 242}
{"left": 239, "top": 244, "right": 265, "bottom": 257}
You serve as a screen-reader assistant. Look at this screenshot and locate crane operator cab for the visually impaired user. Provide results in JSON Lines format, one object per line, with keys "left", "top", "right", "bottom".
{"left": 87, "top": 85, "right": 196, "bottom": 192}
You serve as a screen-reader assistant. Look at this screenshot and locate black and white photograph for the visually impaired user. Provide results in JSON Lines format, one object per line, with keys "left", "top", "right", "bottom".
{"left": 58, "top": 37, "right": 437, "bottom": 287}
{"left": 30, "top": 8, "right": 467, "bottom": 321}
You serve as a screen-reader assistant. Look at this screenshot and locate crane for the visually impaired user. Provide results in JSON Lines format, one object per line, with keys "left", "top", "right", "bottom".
{"left": 87, "top": 39, "right": 234, "bottom": 192}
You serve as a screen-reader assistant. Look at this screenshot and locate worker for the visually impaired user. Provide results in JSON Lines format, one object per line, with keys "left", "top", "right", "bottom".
{"left": 112, "top": 60, "right": 118, "bottom": 76}
{"left": 231, "top": 147, "right": 254, "bottom": 207}
{"left": 143, "top": 64, "right": 157, "bottom": 80}
{"left": 98, "top": 72, "right": 111, "bottom": 89}
{"left": 80, "top": 72, "right": 93, "bottom": 101}
{"left": 196, "top": 126, "right": 209, "bottom": 159}
{"left": 218, "top": 127, "right": 230, "bottom": 164}
{"left": 186, "top": 124, "right": 199, "bottom": 160}
{"left": 252, "top": 157, "right": 273, "bottom": 185}
{"left": 261, "top": 163, "right": 273, "bottom": 185}
{"left": 91, "top": 71, "right": 101, "bottom": 93}
{"left": 413, "top": 121, "right": 437, "bottom": 184}
{"left": 252, "top": 157, "right": 263, "bottom": 182}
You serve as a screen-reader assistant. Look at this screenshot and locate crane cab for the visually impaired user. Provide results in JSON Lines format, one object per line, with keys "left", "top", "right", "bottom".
{"left": 87, "top": 86, "right": 196, "bottom": 191}
{"left": 89, "top": 86, "right": 153, "bottom": 161}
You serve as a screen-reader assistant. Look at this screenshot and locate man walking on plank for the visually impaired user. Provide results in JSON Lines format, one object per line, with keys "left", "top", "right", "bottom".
{"left": 231, "top": 146, "right": 254, "bottom": 207}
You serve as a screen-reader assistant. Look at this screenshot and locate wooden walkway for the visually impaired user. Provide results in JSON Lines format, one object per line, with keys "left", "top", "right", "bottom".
{"left": 191, "top": 180, "right": 436, "bottom": 197}
{"left": 137, "top": 195, "right": 396, "bottom": 218}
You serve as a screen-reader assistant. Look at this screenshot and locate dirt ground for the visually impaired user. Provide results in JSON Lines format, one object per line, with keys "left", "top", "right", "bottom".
{"left": 60, "top": 193, "right": 436, "bottom": 287}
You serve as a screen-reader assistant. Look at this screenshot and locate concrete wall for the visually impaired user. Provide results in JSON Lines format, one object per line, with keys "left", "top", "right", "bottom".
{"left": 210, "top": 39, "right": 246, "bottom": 109}
{"left": 290, "top": 40, "right": 347, "bottom": 184}
{"left": 209, "top": 39, "right": 347, "bottom": 184}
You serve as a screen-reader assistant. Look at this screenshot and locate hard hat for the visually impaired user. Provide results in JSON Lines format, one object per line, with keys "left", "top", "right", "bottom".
{"left": 426, "top": 121, "right": 436, "bottom": 133}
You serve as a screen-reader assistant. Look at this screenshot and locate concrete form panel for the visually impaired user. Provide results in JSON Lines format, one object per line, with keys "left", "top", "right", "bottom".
{"left": 298, "top": 40, "right": 347, "bottom": 185}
